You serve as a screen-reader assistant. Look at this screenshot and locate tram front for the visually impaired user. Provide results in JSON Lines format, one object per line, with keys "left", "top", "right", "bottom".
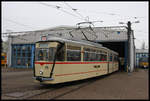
{"left": 33, "top": 36, "right": 65, "bottom": 84}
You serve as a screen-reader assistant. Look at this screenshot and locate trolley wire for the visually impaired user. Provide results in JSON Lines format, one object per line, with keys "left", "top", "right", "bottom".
{"left": 38, "top": 2, "right": 103, "bottom": 40}
{"left": 78, "top": 8, "right": 146, "bottom": 21}
{"left": 3, "top": 18, "right": 34, "bottom": 29}
{"left": 63, "top": 2, "right": 88, "bottom": 22}
{"left": 38, "top": 2, "right": 85, "bottom": 21}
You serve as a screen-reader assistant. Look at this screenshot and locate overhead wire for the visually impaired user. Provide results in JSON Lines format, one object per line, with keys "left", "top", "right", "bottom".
{"left": 78, "top": 8, "right": 146, "bottom": 20}
{"left": 2, "top": 18, "right": 35, "bottom": 41}
{"left": 38, "top": 2, "right": 85, "bottom": 21}
{"left": 39, "top": 2, "right": 147, "bottom": 24}
{"left": 63, "top": 2, "right": 88, "bottom": 22}
{"left": 3, "top": 18, "right": 34, "bottom": 29}
{"left": 63, "top": 2, "right": 103, "bottom": 39}
{"left": 39, "top": 2, "right": 100, "bottom": 40}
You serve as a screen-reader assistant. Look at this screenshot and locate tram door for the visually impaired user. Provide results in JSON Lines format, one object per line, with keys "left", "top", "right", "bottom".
{"left": 112, "top": 55, "right": 114, "bottom": 72}
{"left": 107, "top": 52, "right": 109, "bottom": 74}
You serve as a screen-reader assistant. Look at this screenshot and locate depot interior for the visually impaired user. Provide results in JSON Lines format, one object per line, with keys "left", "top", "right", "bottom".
{"left": 99, "top": 42, "right": 127, "bottom": 71}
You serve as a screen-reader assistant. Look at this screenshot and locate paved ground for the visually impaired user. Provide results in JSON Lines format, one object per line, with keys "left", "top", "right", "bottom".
{"left": 58, "top": 69, "right": 149, "bottom": 99}
{"left": 1, "top": 67, "right": 149, "bottom": 100}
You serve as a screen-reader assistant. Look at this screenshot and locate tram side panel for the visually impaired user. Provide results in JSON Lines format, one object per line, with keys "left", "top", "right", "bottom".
{"left": 54, "top": 63, "right": 108, "bottom": 83}
{"left": 113, "top": 62, "right": 119, "bottom": 72}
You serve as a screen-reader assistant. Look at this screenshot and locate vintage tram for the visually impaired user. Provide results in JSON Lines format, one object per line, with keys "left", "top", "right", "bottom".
{"left": 139, "top": 57, "right": 149, "bottom": 69}
{"left": 33, "top": 36, "right": 119, "bottom": 84}
{"left": 1, "top": 52, "right": 7, "bottom": 67}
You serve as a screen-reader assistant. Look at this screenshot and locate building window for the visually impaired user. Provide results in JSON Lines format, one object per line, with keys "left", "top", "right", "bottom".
{"left": 12, "top": 44, "right": 34, "bottom": 68}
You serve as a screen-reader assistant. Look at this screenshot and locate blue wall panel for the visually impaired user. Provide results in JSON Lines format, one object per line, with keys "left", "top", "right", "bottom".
{"left": 11, "top": 44, "right": 35, "bottom": 68}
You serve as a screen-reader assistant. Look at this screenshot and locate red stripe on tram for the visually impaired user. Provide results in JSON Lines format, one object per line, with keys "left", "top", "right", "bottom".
{"left": 55, "top": 70, "right": 106, "bottom": 76}
{"left": 35, "top": 61, "right": 109, "bottom": 65}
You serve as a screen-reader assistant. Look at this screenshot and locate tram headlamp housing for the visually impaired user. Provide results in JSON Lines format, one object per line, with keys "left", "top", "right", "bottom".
{"left": 39, "top": 71, "right": 43, "bottom": 75}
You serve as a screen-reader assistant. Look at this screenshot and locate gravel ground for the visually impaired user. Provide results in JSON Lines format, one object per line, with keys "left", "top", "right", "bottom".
{"left": 1, "top": 67, "right": 149, "bottom": 100}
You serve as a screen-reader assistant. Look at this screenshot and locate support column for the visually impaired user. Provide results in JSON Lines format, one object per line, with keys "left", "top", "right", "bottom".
{"left": 7, "top": 36, "right": 12, "bottom": 67}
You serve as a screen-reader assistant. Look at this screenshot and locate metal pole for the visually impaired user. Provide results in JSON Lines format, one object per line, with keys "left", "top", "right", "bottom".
{"left": 127, "top": 21, "right": 131, "bottom": 73}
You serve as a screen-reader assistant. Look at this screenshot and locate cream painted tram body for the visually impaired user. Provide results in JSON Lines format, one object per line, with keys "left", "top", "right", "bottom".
{"left": 33, "top": 36, "right": 119, "bottom": 84}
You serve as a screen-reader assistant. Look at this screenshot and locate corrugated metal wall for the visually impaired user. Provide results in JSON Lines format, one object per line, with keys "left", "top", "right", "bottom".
{"left": 11, "top": 27, "right": 128, "bottom": 44}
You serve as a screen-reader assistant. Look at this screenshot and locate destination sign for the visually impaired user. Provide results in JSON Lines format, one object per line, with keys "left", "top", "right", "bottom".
{"left": 39, "top": 43, "right": 48, "bottom": 48}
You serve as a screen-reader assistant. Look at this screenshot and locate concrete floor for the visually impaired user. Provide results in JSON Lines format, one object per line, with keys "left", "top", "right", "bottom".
{"left": 2, "top": 68, "right": 149, "bottom": 100}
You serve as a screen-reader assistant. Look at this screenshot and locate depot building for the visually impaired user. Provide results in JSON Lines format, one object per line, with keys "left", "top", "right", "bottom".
{"left": 5, "top": 26, "right": 136, "bottom": 72}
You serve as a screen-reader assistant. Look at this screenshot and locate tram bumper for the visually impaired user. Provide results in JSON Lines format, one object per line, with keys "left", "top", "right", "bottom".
{"left": 33, "top": 77, "right": 54, "bottom": 82}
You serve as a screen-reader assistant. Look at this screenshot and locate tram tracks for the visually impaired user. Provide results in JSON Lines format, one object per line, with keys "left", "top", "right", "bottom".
{"left": 3, "top": 77, "right": 98, "bottom": 99}
{"left": 2, "top": 84, "right": 54, "bottom": 99}
{"left": 2, "top": 74, "right": 104, "bottom": 99}
{"left": 28, "top": 77, "right": 99, "bottom": 99}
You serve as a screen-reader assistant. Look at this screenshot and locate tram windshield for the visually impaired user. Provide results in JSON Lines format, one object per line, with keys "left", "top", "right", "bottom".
{"left": 35, "top": 46, "right": 65, "bottom": 61}
{"left": 35, "top": 48, "right": 56, "bottom": 61}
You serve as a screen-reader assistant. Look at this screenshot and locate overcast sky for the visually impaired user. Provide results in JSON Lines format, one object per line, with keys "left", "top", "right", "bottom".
{"left": 2, "top": 1, "right": 149, "bottom": 49}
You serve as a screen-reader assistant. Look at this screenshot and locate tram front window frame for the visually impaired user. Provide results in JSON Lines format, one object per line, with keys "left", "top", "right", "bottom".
{"left": 35, "top": 48, "right": 56, "bottom": 61}
{"left": 35, "top": 46, "right": 65, "bottom": 62}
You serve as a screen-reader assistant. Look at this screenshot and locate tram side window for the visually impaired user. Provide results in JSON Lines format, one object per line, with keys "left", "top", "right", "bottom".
{"left": 84, "top": 51, "right": 89, "bottom": 61}
{"left": 96, "top": 53, "right": 101, "bottom": 61}
{"left": 67, "top": 45, "right": 81, "bottom": 61}
{"left": 84, "top": 48, "right": 99, "bottom": 61}
{"left": 114, "top": 55, "right": 118, "bottom": 62}
{"left": 83, "top": 48, "right": 92, "bottom": 61}
{"left": 110, "top": 54, "right": 113, "bottom": 61}
{"left": 90, "top": 52, "right": 96, "bottom": 61}
{"left": 67, "top": 50, "right": 81, "bottom": 61}
{"left": 101, "top": 54, "right": 107, "bottom": 61}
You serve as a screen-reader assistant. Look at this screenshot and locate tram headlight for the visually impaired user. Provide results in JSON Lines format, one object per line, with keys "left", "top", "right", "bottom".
{"left": 39, "top": 71, "right": 43, "bottom": 75}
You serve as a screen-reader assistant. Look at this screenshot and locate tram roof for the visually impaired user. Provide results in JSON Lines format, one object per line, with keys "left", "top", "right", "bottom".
{"left": 38, "top": 36, "right": 118, "bottom": 55}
